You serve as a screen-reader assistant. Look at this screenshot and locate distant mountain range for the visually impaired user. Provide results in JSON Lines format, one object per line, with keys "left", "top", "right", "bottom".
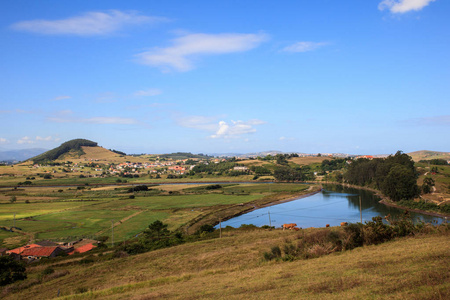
{"left": 0, "top": 148, "right": 47, "bottom": 162}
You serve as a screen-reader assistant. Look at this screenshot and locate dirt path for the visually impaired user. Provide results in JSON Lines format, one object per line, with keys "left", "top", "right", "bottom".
{"left": 95, "top": 210, "right": 146, "bottom": 236}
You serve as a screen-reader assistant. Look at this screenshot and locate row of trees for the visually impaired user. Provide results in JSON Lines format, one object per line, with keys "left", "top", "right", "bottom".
{"left": 344, "top": 151, "right": 419, "bottom": 201}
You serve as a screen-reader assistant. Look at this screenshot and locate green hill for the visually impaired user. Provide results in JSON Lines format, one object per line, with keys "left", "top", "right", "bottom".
{"left": 30, "top": 139, "right": 98, "bottom": 164}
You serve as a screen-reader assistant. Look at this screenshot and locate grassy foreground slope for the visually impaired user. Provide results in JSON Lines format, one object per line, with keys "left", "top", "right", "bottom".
{"left": 5, "top": 229, "right": 449, "bottom": 299}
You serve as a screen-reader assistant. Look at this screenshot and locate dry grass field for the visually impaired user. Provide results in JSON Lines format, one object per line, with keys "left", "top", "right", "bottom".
{"left": 289, "top": 156, "right": 333, "bottom": 165}
{"left": 408, "top": 150, "right": 450, "bottom": 162}
{"left": 2, "top": 227, "right": 449, "bottom": 299}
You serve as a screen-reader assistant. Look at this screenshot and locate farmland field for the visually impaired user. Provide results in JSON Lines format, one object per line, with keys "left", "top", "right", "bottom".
{"left": 0, "top": 183, "right": 312, "bottom": 247}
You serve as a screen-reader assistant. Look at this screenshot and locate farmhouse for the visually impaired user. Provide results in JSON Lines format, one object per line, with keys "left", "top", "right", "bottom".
{"left": 20, "top": 246, "right": 65, "bottom": 260}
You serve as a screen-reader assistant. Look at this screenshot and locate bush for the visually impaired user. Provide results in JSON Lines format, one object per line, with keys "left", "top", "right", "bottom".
{"left": 343, "top": 223, "right": 364, "bottom": 250}
{"left": 197, "top": 224, "right": 215, "bottom": 234}
{"left": 263, "top": 246, "right": 282, "bottom": 261}
{"left": 0, "top": 256, "right": 27, "bottom": 286}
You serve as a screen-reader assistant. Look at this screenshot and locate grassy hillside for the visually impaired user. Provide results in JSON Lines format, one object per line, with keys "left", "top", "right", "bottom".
{"left": 30, "top": 139, "right": 98, "bottom": 163}
{"left": 408, "top": 150, "right": 450, "bottom": 162}
{"left": 2, "top": 228, "right": 449, "bottom": 299}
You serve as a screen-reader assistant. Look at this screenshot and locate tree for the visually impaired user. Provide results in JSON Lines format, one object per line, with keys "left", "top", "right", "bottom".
{"left": 381, "top": 164, "right": 419, "bottom": 201}
{"left": 10, "top": 196, "right": 16, "bottom": 203}
{"left": 275, "top": 154, "right": 288, "bottom": 165}
{"left": 0, "top": 256, "right": 27, "bottom": 286}
{"left": 422, "top": 177, "right": 435, "bottom": 194}
{"left": 273, "top": 166, "right": 304, "bottom": 182}
{"left": 144, "top": 220, "right": 170, "bottom": 241}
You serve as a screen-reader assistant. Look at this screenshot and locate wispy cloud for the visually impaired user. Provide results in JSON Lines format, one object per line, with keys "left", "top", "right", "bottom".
{"left": 378, "top": 0, "right": 436, "bottom": 13}
{"left": 47, "top": 110, "right": 137, "bottom": 125}
{"left": 177, "top": 115, "right": 219, "bottom": 131}
{"left": 282, "top": 41, "right": 329, "bottom": 53}
{"left": 136, "top": 32, "right": 269, "bottom": 72}
{"left": 133, "top": 88, "right": 162, "bottom": 97}
{"left": 11, "top": 10, "right": 168, "bottom": 36}
{"left": 406, "top": 115, "right": 450, "bottom": 126}
{"left": 36, "top": 136, "right": 61, "bottom": 142}
{"left": 17, "top": 136, "right": 34, "bottom": 144}
{"left": 51, "top": 95, "right": 71, "bottom": 101}
{"left": 17, "top": 135, "right": 60, "bottom": 144}
{"left": 279, "top": 136, "right": 295, "bottom": 141}
{"left": 210, "top": 119, "right": 266, "bottom": 139}
{"left": 0, "top": 138, "right": 9, "bottom": 144}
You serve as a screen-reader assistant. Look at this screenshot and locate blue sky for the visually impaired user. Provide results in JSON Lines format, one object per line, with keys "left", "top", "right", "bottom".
{"left": 1, "top": 0, "right": 449, "bottom": 155}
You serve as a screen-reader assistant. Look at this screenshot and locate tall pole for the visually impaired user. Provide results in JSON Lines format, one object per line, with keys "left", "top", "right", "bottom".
{"left": 13, "top": 213, "right": 16, "bottom": 228}
{"left": 268, "top": 211, "right": 272, "bottom": 227}
{"left": 359, "top": 196, "right": 362, "bottom": 223}
{"left": 111, "top": 220, "right": 114, "bottom": 247}
{"left": 219, "top": 218, "right": 222, "bottom": 239}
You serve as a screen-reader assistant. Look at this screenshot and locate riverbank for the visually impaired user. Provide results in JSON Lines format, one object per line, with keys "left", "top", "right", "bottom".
{"left": 185, "top": 185, "right": 322, "bottom": 233}
{"left": 318, "top": 181, "right": 450, "bottom": 219}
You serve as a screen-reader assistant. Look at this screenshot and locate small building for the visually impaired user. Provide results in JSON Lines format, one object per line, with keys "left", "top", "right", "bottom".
{"left": 68, "top": 243, "right": 96, "bottom": 255}
{"left": 233, "top": 166, "right": 249, "bottom": 171}
{"left": 20, "top": 246, "right": 65, "bottom": 260}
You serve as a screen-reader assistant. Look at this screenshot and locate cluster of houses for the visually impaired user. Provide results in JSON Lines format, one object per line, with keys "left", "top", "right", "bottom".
{"left": 0, "top": 239, "right": 97, "bottom": 263}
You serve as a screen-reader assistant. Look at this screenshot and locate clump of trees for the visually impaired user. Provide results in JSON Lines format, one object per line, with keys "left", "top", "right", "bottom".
{"left": 273, "top": 166, "right": 305, "bottom": 182}
{"left": 344, "top": 151, "right": 419, "bottom": 201}
{"left": 121, "top": 220, "right": 184, "bottom": 255}
{"left": 32, "top": 139, "right": 97, "bottom": 164}
{"left": 0, "top": 256, "right": 27, "bottom": 286}
{"left": 419, "top": 159, "right": 448, "bottom": 165}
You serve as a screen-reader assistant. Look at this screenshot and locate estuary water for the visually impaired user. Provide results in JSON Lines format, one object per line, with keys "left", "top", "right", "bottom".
{"left": 218, "top": 185, "right": 444, "bottom": 229}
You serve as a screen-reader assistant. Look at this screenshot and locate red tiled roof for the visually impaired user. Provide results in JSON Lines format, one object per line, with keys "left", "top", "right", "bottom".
{"left": 21, "top": 246, "right": 60, "bottom": 257}
{"left": 7, "top": 244, "right": 41, "bottom": 255}
{"left": 68, "top": 243, "right": 96, "bottom": 255}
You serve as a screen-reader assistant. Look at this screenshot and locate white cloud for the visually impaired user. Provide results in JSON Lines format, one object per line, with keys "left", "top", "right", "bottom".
{"left": 51, "top": 95, "right": 71, "bottom": 101}
{"left": 279, "top": 136, "right": 295, "bottom": 141}
{"left": 282, "top": 41, "right": 329, "bottom": 53}
{"left": 136, "top": 32, "right": 268, "bottom": 72}
{"left": 133, "top": 88, "right": 162, "bottom": 97}
{"left": 177, "top": 115, "right": 266, "bottom": 139}
{"left": 210, "top": 119, "right": 266, "bottom": 139}
{"left": 17, "top": 136, "right": 34, "bottom": 144}
{"left": 0, "top": 138, "right": 9, "bottom": 144}
{"left": 378, "top": 0, "right": 436, "bottom": 13}
{"left": 11, "top": 10, "right": 167, "bottom": 36}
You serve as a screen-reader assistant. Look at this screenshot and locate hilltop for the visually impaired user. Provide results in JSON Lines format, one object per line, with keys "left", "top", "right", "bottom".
{"left": 408, "top": 150, "right": 450, "bottom": 162}
{"left": 30, "top": 139, "right": 99, "bottom": 164}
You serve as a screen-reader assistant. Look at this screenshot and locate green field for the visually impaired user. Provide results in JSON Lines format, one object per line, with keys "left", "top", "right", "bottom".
{"left": 0, "top": 183, "right": 309, "bottom": 247}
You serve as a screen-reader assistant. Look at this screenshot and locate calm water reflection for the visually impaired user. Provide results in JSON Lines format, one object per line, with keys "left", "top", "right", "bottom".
{"left": 219, "top": 185, "right": 444, "bottom": 228}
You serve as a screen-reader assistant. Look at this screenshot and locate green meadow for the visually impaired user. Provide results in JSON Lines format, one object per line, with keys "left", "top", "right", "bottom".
{"left": 0, "top": 183, "right": 308, "bottom": 247}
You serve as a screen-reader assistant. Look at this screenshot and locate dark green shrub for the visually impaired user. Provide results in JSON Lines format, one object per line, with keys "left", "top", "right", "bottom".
{"left": 343, "top": 223, "right": 364, "bottom": 250}
{"left": 0, "top": 256, "right": 27, "bottom": 286}
{"left": 197, "top": 224, "right": 215, "bottom": 234}
{"left": 41, "top": 267, "right": 54, "bottom": 276}
{"left": 362, "top": 217, "right": 393, "bottom": 245}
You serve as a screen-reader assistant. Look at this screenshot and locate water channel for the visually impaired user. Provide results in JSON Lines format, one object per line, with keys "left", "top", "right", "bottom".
{"left": 218, "top": 185, "right": 444, "bottom": 229}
